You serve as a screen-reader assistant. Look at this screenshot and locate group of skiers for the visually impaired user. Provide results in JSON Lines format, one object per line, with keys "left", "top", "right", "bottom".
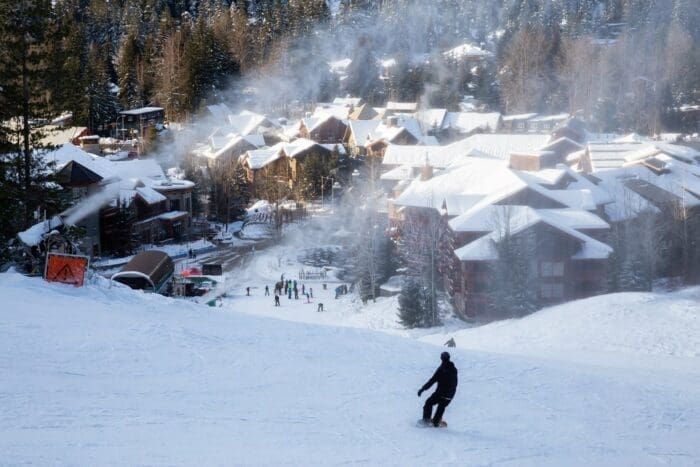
{"left": 242, "top": 278, "right": 315, "bottom": 308}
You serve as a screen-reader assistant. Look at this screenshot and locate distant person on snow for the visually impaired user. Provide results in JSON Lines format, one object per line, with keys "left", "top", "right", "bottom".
{"left": 246, "top": 287, "right": 250, "bottom": 296}
{"left": 274, "top": 294, "right": 280, "bottom": 306}
{"left": 417, "top": 352, "right": 458, "bottom": 427}
{"left": 265, "top": 285, "right": 270, "bottom": 296}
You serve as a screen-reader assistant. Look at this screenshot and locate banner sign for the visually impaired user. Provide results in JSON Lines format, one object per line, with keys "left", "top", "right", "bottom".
{"left": 45, "top": 253, "right": 89, "bottom": 287}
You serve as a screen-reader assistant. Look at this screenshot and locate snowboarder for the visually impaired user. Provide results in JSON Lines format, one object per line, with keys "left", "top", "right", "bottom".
{"left": 265, "top": 285, "right": 270, "bottom": 296}
{"left": 274, "top": 294, "right": 280, "bottom": 306}
{"left": 444, "top": 337, "right": 456, "bottom": 348}
{"left": 417, "top": 352, "right": 458, "bottom": 427}
{"left": 317, "top": 303, "right": 324, "bottom": 312}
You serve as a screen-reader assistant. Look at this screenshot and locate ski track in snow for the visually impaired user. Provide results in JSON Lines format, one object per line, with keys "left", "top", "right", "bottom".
{"left": 1, "top": 233, "right": 700, "bottom": 465}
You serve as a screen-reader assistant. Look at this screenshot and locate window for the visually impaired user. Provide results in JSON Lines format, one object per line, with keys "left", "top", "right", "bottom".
{"left": 541, "top": 261, "right": 564, "bottom": 277}
{"left": 540, "top": 283, "right": 564, "bottom": 299}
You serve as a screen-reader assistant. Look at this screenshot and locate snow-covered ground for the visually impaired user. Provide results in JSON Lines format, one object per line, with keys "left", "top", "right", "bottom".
{"left": 2, "top": 206, "right": 699, "bottom": 465}
{"left": 2, "top": 254, "right": 699, "bottom": 465}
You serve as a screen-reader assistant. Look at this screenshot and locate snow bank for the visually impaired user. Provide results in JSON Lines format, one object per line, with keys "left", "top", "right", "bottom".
{"left": 421, "top": 288, "right": 700, "bottom": 362}
{"left": 1, "top": 272, "right": 699, "bottom": 465}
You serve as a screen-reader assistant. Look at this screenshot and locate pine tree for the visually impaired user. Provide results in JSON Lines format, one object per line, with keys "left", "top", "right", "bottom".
{"left": 0, "top": 0, "right": 65, "bottom": 238}
{"left": 85, "top": 45, "right": 119, "bottom": 133}
{"left": 117, "top": 30, "right": 142, "bottom": 109}
{"left": 398, "top": 278, "right": 424, "bottom": 328}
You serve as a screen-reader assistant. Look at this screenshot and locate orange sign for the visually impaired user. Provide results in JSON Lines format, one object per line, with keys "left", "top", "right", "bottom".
{"left": 45, "top": 253, "right": 89, "bottom": 287}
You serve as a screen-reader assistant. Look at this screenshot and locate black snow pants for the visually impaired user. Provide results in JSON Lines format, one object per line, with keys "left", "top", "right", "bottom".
{"left": 423, "top": 392, "right": 451, "bottom": 425}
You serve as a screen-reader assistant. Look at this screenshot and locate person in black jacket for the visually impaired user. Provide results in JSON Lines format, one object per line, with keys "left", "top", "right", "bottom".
{"left": 417, "top": 351, "right": 458, "bottom": 427}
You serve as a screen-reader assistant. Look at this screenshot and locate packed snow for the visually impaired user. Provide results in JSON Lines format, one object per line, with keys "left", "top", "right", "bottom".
{"left": 2, "top": 239, "right": 699, "bottom": 465}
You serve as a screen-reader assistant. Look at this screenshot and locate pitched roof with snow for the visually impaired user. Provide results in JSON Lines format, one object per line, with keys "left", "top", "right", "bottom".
{"left": 452, "top": 205, "right": 612, "bottom": 261}
{"left": 244, "top": 148, "right": 283, "bottom": 170}
{"left": 442, "top": 112, "right": 502, "bottom": 134}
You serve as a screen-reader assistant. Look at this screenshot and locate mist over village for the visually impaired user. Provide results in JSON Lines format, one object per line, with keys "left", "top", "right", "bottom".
{"left": 1, "top": 1, "right": 699, "bottom": 465}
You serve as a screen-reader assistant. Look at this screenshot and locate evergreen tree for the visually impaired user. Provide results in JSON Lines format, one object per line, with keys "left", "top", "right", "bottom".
{"left": 398, "top": 278, "right": 424, "bottom": 328}
{"left": 0, "top": 0, "right": 65, "bottom": 238}
{"left": 85, "top": 45, "right": 120, "bottom": 133}
{"left": 117, "top": 30, "right": 142, "bottom": 109}
{"left": 488, "top": 225, "right": 538, "bottom": 318}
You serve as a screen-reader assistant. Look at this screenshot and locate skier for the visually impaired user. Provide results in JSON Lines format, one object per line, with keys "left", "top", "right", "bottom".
{"left": 317, "top": 303, "right": 324, "bottom": 312}
{"left": 309, "top": 287, "right": 313, "bottom": 298}
{"left": 417, "top": 352, "right": 458, "bottom": 427}
{"left": 265, "top": 285, "right": 270, "bottom": 296}
{"left": 246, "top": 287, "right": 250, "bottom": 296}
{"left": 274, "top": 294, "right": 280, "bottom": 307}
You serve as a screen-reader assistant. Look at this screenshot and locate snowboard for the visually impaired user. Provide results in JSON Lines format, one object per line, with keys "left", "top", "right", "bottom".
{"left": 416, "top": 419, "right": 448, "bottom": 428}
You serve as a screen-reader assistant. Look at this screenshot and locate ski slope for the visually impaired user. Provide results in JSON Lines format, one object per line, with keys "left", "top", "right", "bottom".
{"left": 1, "top": 271, "right": 699, "bottom": 466}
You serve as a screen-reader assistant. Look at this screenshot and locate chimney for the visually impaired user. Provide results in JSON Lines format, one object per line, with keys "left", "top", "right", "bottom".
{"left": 420, "top": 153, "right": 433, "bottom": 181}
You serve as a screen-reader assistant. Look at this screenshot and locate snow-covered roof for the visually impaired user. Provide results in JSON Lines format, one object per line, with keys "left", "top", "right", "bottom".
{"left": 415, "top": 109, "right": 448, "bottom": 132}
{"left": 442, "top": 112, "right": 501, "bottom": 134}
{"left": 502, "top": 113, "right": 538, "bottom": 122}
{"left": 41, "top": 144, "right": 117, "bottom": 183}
{"left": 136, "top": 186, "right": 167, "bottom": 205}
{"left": 37, "top": 126, "right": 88, "bottom": 147}
{"left": 380, "top": 164, "right": 416, "bottom": 182}
{"left": 311, "top": 105, "right": 350, "bottom": 121}
{"left": 347, "top": 120, "right": 381, "bottom": 145}
{"left": 460, "top": 134, "right": 552, "bottom": 161}
{"left": 158, "top": 210, "right": 188, "bottom": 221}
{"left": 529, "top": 113, "right": 569, "bottom": 123}
{"left": 443, "top": 43, "right": 492, "bottom": 60}
{"left": 207, "top": 103, "right": 233, "bottom": 122}
{"left": 452, "top": 205, "right": 612, "bottom": 261}
{"left": 196, "top": 132, "right": 265, "bottom": 160}
{"left": 244, "top": 148, "right": 283, "bottom": 170}
{"left": 332, "top": 97, "right": 362, "bottom": 107}
{"left": 593, "top": 168, "right": 661, "bottom": 221}
{"left": 227, "top": 112, "right": 273, "bottom": 136}
{"left": 557, "top": 164, "right": 614, "bottom": 206}
{"left": 386, "top": 102, "right": 417, "bottom": 112}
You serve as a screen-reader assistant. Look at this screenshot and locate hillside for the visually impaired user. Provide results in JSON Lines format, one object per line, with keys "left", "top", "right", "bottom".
{"left": 1, "top": 271, "right": 699, "bottom": 465}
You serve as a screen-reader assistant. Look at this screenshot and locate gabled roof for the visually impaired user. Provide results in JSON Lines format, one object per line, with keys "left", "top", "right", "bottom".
{"left": 347, "top": 120, "right": 381, "bottom": 145}
{"left": 41, "top": 143, "right": 117, "bottom": 182}
{"left": 442, "top": 112, "right": 501, "bottom": 134}
{"left": 302, "top": 113, "right": 347, "bottom": 133}
{"left": 55, "top": 160, "right": 104, "bottom": 185}
{"left": 453, "top": 205, "right": 612, "bottom": 261}
{"left": 243, "top": 148, "right": 283, "bottom": 170}
{"left": 349, "top": 104, "right": 378, "bottom": 120}
{"left": 415, "top": 109, "right": 448, "bottom": 133}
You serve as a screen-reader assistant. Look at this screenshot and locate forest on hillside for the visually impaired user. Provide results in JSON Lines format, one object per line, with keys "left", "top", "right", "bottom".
{"left": 1, "top": 0, "right": 699, "bottom": 133}
{"left": 1, "top": 0, "right": 699, "bottom": 249}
